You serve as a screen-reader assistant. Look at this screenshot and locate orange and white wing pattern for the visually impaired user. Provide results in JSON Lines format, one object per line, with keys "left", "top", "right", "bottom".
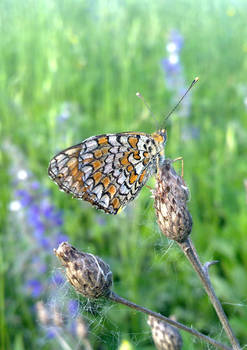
{"left": 48, "top": 130, "right": 167, "bottom": 214}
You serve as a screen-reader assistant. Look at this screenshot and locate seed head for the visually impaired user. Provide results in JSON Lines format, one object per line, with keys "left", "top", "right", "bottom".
{"left": 36, "top": 301, "right": 49, "bottom": 325}
{"left": 75, "top": 316, "right": 89, "bottom": 339}
{"left": 154, "top": 159, "right": 192, "bottom": 242}
{"left": 52, "top": 307, "right": 64, "bottom": 327}
{"left": 54, "top": 242, "right": 112, "bottom": 298}
{"left": 148, "top": 315, "right": 183, "bottom": 350}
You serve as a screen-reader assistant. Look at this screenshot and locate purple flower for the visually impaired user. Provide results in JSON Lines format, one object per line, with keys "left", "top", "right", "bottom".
{"left": 161, "top": 30, "right": 193, "bottom": 119}
{"left": 57, "top": 111, "right": 70, "bottom": 122}
{"left": 55, "top": 232, "right": 69, "bottom": 246}
{"left": 28, "top": 204, "right": 40, "bottom": 217}
{"left": 40, "top": 201, "right": 55, "bottom": 219}
{"left": 167, "top": 30, "right": 184, "bottom": 52}
{"left": 52, "top": 211, "right": 63, "bottom": 226}
{"left": 52, "top": 271, "right": 65, "bottom": 286}
{"left": 181, "top": 126, "right": 200, "bottom": 141}
{"left": 68, "top": 300, "right": 79, "bottom": 317}
{"left": 96, "top": 216, "right": 106, "bottom": 226}
{"left": 35, "top": 235, "right": 51, "bottom": 249}
{"left": 161, "top": 30, "right": 184, "bottom": 77}
{"left": 31, "top": 257, "right": 47, "bottom": 273}
{"left": 32, "top": 220, "right": 45, "bottom": 235}
{"left": 15, "top": 189, "right": 32, "bottom": 206}
{"left": 69, "top": 319, "right": 77, "bottom": 336}
{"left": 46, "top": 328, "right": 56, "bottom": 339}
{"left": 31, "top": 181, "right": 40, "bottom": 190}
{"left": 40, "top": 200, "right": 64, "bottom": 226}
{"left": 161, "top": 56, "right": 181, "bottom": 75}
{"left": 26, "top": 279, "right": 43, "bottom": 298}
{"left": 8, "top": 143, "right": 73, "bottom": 338}
{"left": 56, "top": 102, "right": 73, "bottom": 124}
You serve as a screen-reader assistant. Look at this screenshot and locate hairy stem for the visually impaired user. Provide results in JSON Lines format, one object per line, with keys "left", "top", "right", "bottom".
{"left": 178, "top": 237, "right": 240, "bottom": 350}
{"left": 109, "top": 291, "right": 232, "bottom": 350}
{"left": 53, "top": 329, "right": 73, "bottom": 350}
{"left": 82, "top": 338, "right": 93, "bottom": 350}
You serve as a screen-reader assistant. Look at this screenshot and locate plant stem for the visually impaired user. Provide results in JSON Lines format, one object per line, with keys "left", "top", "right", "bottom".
{"left": 53, "top": 329, "right": 73, "bottom": 350}
{"left": 178, "top": 237, "right": 240, "bottom": 350}
{"left": 109, "top": 291, "right": 232, "bottom": 350}
{"left": 82, "top": 338, "right": 93, "bottom": 350}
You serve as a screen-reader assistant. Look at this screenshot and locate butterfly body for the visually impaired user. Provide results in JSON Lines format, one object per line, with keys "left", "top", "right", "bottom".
{"left": 48, "top": 129, "right": 167, "bottom": 214}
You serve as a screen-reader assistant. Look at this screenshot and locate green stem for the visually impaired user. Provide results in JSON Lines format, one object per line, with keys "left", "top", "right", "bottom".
{"left": 109, "top": 291, "right": 232, "bottom": 350}
{"left": 178, "top": 237, "right": 240, "bottom": 350}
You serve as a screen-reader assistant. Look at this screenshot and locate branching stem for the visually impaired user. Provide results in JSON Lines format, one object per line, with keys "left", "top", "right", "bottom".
{"left": 109, "top": 291, "right": 232, "bottom": 350}
{"left": 178, "top": 237, "right": 240, "bottom": 350}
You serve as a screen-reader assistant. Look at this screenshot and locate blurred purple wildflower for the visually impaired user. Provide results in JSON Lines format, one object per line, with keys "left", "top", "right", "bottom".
{"left": 26, "top": 279, "right": 43, "bottom": 298}
{"left": 46, "top": 328, "right": 56, "bottom": 339}
{"left": 181, "top": 125, "right": 200, "bottom": 141}
{"left": 162, "top": 30, "right": 184, "bottom": 77}
{"left": 68, "top": 299, "right": 80, "bottom": 318}
{"left": 69, "top": 319, "right": 77, "bottom": 337}
{"left": 6, "top": 141, "right": 91, "bottom": 348}
{"left": 161, "top": 30, "right": 199, "bottom": 140}
{"left": 167, "top": 30, "right": 184, "bottom": 52}
{"left": 6, "top": 143, "right": 69, "bottom": 295}
{"left": 31, "top": 257, "right": 47, "bottom": 274}
{"left": 161, "top": 30, "right": 186, "bottom": 98}
{"left": 31, "top": 181, "right": 40, "bottom": 190}
{"left": 36, "top": 234, "right": 51, "bottom": 249}
{"left": 55, "top": 232, "right": 69, "bottom": 246}
{"left": 96, "top": 215, "right": 106, "bottom": 226}
{"left": 161, "top": 55, "right": 181, "bottom": 75}
{"left": 40, "top": 201, "right": 55, "bottom": 219}
{"left": 162, "top": 31, "right": 183, "bottom": 71}
{"left": 56, "top": 102, "right": 71, "bottom": 123}
{"left": 52, "top": 271, "right": 65, "bottom": 286}
{"left": 15, "top": 189, "right": 33, "bottom": 206}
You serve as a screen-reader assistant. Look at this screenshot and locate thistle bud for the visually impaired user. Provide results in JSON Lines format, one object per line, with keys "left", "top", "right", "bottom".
{"left": 148, "top": 315, "right": 183, "bottom": 350}
{"left": 154, "top": 159, "right": 192, "bottom": 242}
{"left": 54, "top": 242, "right": 112, "bottom": 298}
{"left": 52, "top": 307, "right": 64, "bottom": 327}
{"left": 75, "top": 316, "right": 89, "bottom": 339}
{"left": 36, "top": 301, "right": 49, "bottom": 325}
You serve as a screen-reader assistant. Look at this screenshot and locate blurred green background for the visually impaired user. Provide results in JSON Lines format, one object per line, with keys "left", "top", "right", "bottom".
{"left": 1, "top": 0, "right": 247, "bottom": 349}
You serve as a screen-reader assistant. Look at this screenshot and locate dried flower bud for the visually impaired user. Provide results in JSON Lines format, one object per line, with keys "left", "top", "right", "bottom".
{"left": 148, "top": 315, "right": 183, "bottom": 350}
{"left": 52, "top": 307, "right": 64, "bottom": 327}
{"left": 54, "top": 242, "right": 112, "bottom": 298}
{"left": 75, "top": 316, "right": 89, "bottom": 339}
{"left": 36, "top": 301, "right": 49, "bottom": 325}
{"left": 154, "top": 159, "right": 192, "bottom": 242}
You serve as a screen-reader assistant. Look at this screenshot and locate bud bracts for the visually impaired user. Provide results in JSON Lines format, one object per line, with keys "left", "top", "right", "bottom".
{"left": 148, "top": 315, "right": 183, "bottom": 350}
{"left": 154, "top": 159, "right": 192, "bottom": 242}
{"left": 54, "top": 242, "right": 112, "bottom": 298}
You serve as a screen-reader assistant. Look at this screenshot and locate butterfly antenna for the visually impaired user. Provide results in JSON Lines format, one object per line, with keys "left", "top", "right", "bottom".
{"left": 136, "top": 91, "right": 159, "bottom": 125}
{"left": 164, "top": 77, "right": 199, "bottom": 124}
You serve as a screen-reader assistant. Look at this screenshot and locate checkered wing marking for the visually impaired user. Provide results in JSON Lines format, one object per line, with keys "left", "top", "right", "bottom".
{"left": 48, "top": 132, "right": 161, "bottom": 214}
{"left": 48, "top": 144, "right": 88, "bottom": 197}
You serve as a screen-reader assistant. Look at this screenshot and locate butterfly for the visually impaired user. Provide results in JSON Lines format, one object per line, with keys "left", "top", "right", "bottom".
{"left": 48, "top": 130, "right": 167, "bottom": 214}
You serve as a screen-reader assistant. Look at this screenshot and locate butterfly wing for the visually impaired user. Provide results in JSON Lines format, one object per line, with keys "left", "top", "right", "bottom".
{"left": 48, "top": 132, "right": 160, "bottom": 214}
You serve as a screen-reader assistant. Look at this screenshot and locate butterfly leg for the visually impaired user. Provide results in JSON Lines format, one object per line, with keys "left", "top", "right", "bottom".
{"left": 145, "top": 184, "right": 153, "bottom": 190}
{"left": 148, "top": 156, "right": 162, "bottom": 191}
{"left": 172, "top": 157, "right": 184, "bottom": 178}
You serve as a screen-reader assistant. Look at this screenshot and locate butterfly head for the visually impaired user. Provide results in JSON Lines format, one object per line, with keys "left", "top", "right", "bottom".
{"left": 152, "top": 129, "right": 167, "bottom": 146}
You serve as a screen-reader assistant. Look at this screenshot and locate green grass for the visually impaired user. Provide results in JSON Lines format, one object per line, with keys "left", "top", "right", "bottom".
{"left": 1, "top": 0, "right": 247, "bottom": 349}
